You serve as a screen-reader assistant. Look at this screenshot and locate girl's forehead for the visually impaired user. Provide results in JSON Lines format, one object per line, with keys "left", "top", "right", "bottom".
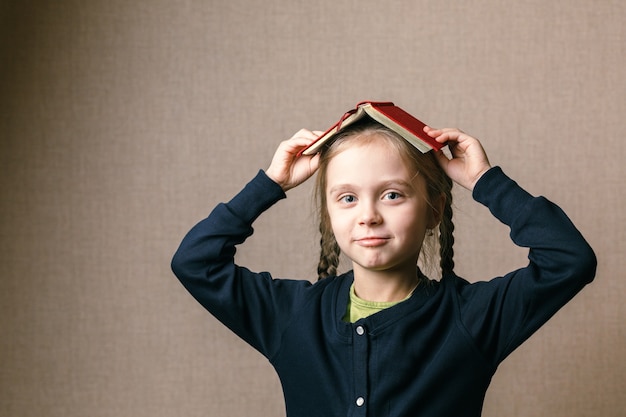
{"left": 331, "top": 140, "right": 399, "bottom": 162}
{"left": 329, "top": 135, "right": 416, "bottom": 170}
{"left": 325, "top": 140, "right": 419, "bottom": 184}
{"left": 332, "top": 133, "right": 404, "bottom": 158}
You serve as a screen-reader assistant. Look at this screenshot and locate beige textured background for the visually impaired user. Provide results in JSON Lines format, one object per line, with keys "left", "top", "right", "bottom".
{"left": 1, "top": 1, "right": 624, "bottom": 416}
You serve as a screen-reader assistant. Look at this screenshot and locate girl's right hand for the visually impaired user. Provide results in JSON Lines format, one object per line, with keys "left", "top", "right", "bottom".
{"left": 266, "top": 129, "right": 322, "bottom": 192}
{"left": 424, "top": 126, "right": 492, "bottom": 191}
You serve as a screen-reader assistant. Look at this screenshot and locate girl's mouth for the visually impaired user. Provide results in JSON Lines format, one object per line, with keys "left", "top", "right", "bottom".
{"left": 355, "top": 237, "right": 390, "bottom": 247}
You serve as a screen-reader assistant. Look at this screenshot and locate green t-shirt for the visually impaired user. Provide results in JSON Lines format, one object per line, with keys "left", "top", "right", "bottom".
{"left": 343, "top": 283, "right": 414, "bottom": 323}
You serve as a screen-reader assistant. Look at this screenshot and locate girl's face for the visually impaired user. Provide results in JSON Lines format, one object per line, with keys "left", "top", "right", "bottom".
{"left": 325, "top": 134, "right": 438, "bottom": 276}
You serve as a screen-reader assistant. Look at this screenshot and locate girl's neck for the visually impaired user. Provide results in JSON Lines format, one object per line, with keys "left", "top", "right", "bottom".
{"left": 352, "top": 265, "right": 421, "bottom": 303}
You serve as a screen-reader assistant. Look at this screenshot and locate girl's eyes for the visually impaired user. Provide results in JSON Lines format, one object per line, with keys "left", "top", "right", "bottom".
{"left": 338, "top": 192, "right": 403, "bottom": 204}
{"left": 340, "top": 195, "right": 357, "bottom": 204}
{"left": 384, "top": 191, "right": 401, "bottom": 201}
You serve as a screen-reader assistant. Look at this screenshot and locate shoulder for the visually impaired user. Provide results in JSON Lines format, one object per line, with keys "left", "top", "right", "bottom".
{"left": 438, "top": 273, "right": 508, "bottom": 309}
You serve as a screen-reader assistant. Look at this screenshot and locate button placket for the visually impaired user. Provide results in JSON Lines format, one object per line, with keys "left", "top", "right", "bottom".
{"left": 352, "top": 324, "right": 368, "bottom": 414}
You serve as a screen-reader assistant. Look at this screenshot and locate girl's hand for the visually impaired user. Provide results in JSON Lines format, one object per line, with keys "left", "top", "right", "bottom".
{"left": 266, "top": 129, "right": 322, "bottom": 192}
{"left": 424, "top": 126, "right": 492, "bottom": 191}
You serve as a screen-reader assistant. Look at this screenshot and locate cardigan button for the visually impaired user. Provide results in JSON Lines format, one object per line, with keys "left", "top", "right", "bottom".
{"left": 356, "top": 397, "right": 365, "bottom": 407}
{"left": 355, "top": 325, "right": 365, "bottom": 336}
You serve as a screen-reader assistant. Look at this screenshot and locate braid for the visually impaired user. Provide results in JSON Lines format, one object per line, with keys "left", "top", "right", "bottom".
{"left": 317, "top": 231, "right": 341, "bottom": 280}
{"left": 438, "top": 176, "right": 455, "bottom": 276}
{"left": 317, "top": 225, "right": 340, "bottom": 280}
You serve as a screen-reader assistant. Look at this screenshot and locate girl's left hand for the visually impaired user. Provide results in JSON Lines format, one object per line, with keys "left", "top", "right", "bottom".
{"left": 424, "top": 126, "right": 492, "bottom": 191}
{"left": 266, "top": 129, "right": 322, "bottom": 192}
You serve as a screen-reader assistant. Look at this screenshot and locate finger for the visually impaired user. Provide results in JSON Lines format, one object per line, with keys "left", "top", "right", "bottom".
{"left": 285, "top": 136, "right": 317, "bottom": 148}
{"left": 423, "top": 127, "right": 465, "bottom": 145}
{"left": 434, "top": 149, "right": 451, "bottom": 170}
{"left": 291, "top": 128, "right": 320, "bottom": 141}
{"left": 424, "top": 127, "right": 462, "bottom": 134}
{"left": 435, "top": 128, "right": 463, "bottom": 140}
{"left": 306, "top": 152, "right": 321, "bottom": 172}
{"left": 281, "top": 130, "right": 320, "bottom": 153}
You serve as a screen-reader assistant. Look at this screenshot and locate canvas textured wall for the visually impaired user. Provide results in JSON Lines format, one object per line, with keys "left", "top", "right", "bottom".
{"left": 1, "top": 1, "right": 624, "bottom": 416}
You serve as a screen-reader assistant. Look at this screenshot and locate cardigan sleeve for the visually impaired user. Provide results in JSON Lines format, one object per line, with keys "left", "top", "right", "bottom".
{"left": 171, "top": 170, "right": 313, "bottom": 358}
{"left": 456, "top": 167, "right": 597, "bottom": 365}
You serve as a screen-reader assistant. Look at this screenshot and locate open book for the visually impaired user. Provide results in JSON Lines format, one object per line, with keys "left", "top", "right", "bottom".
{"left": 299, "top": 101, "right": 443, "bottom": 156}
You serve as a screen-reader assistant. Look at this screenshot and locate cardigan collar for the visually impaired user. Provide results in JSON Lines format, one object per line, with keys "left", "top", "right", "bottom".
{"left": 332, "top": 270, "right": 442, "bottom": 339}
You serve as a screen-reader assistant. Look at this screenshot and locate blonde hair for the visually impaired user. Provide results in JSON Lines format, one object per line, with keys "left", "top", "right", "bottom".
{"left": 314, "top": 118, "right": 454, "bottom": 280}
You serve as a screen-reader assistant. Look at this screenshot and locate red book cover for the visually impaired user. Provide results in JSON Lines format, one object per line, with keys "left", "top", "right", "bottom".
{"left": 299, "top": 101, "right": 442, "bottom": 156}
{"left": 366, "top": 102, "right": 443, "bottom": 152}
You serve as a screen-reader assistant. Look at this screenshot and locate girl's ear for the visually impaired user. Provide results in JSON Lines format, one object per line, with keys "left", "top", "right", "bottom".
{"left": 428, "top": 193, "right": 446, "bottom": 229}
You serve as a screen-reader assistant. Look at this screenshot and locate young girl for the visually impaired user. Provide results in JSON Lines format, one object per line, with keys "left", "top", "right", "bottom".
{"left": 171, "top": 114, "right": 596, "bottom": 416}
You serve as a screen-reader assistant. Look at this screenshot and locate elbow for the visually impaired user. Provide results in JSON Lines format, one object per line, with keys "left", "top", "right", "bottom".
{"left": 580, "top": 244, "right": 597, "bottom": 285}
{"left": 170, "top": 254, "right": 180, "bottom": 279}
{"left": 170, "top": 248, "right": 203, "bottom": 290}
{"left": 170, "top": 244, "right": 223, "bottom": 285}
{"left": 170, "top": 247, "right": 189, "bottom": 282}
{"left": 570, "top": 240, "right": 597, "bottom": 287}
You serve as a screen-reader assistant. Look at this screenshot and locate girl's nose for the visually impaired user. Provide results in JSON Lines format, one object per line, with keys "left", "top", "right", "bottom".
{"left": 359, "top": 202, "right": 382, "bottom": 226}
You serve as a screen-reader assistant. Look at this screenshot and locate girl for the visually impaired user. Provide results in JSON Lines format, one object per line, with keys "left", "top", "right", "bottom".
{"left": 171, "top": 114, "right": 596, "bottom": 417}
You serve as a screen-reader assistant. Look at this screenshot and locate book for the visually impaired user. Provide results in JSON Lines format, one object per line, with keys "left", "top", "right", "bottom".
{"left": 299, "top": 101, "right": 443, "bottom": 156}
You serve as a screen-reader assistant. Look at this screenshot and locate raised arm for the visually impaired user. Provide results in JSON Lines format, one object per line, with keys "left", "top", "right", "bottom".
{"left": 171, "top": 129, "right": 321, "bottom": 357}
{"left": 423, "top": 126, "right": 597, "bottom": 363}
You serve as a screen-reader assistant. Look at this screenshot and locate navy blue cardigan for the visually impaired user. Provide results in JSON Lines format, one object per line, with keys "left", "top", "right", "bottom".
{"left": 171, "top": 167, "right": 596, "bottom": 417}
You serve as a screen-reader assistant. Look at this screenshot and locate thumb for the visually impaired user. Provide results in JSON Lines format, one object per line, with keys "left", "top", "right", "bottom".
{"left": 434, "top": 149, "right": 451, "bottom": 171}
